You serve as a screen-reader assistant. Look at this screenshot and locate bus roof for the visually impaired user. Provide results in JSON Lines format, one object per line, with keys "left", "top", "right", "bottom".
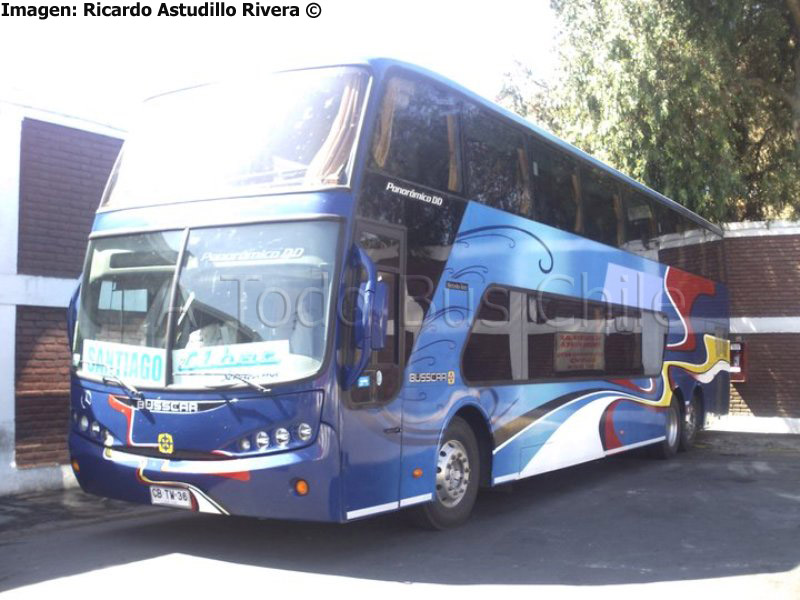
{"left": 361, "top": 58, "right": 723, "bottom": 238}
{"left": 150, "top": 56, "right": 723, "bottom": 238}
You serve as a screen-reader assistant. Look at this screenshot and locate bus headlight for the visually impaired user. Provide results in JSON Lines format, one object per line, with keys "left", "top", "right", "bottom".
{"left": 238, "top": 437, "right": 252, "bottom": 452}
{"left": 91, "top": 421, "right": 101, "bottom": 437}
{"left": 255, "top": 431, "right": 270, "bottom": 450}
{"left": 297, "top": 423, "right": 312, "bottom": 442}
{"left": 79, "top": 415, "right": 89, "bottom": 432}
{"left": 274, "top": 428, "right": 290, "bottom": 446}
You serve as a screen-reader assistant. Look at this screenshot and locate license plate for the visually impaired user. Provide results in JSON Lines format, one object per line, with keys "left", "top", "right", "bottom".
{"left": 150, "top": 486, "right": 192, "bottom": 509}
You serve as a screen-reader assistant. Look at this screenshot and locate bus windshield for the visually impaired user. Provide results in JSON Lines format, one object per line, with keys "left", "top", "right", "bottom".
{"left": 102, "top": 66, "right": 370, "bottom": 209}
{"left": 74, "top": 220, "right": 340, "bottom": 389}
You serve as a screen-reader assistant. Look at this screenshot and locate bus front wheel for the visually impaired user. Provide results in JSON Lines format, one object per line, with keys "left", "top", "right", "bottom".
{"left": 412, "top": 416, "right": 480, "bottom": 530}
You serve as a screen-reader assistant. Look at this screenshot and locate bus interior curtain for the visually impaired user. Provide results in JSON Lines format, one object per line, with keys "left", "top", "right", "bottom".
{"left": 371, "top": 79, "right": 399, "bottom": 169}
{"left": 370, "top": 78, "right": 415, "bottom": 169}
{"left": 571, "top": 171, "right": 584, "bottom": 234}
{"left": 446, "top": 114, "right": 459, "bottom": 192}
{"left": 517, "top": 146, "right": 532, "bottom": 215}
{"left": 305, "top": 73, "right": 368, "bottom": 184}
{"left": 613, "top": 192, "right": 625, "bottom": 247}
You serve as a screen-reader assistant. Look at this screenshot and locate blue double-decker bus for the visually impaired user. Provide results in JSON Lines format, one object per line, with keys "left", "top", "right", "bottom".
{"left": 67, "top": 59, "right": 729, "bottom": 528}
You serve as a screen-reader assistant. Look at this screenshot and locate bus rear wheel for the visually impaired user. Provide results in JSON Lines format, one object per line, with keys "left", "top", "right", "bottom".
{"left": 412, "top": 417, "right": 480, "bottom": 530}
{"left": 651, "top": 397, "right": 681, "bottom": 459}
{"left": 679, "top": 393, "right": 702, "bottom": 451}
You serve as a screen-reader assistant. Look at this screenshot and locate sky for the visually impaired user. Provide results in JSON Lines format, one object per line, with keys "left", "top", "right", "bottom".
{"left": 0, "top": 0, "right": 557, "bottom": 130}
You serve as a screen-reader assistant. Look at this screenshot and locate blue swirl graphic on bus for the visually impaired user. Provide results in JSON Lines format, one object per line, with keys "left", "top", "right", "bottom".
{"left": 455, "top": 225, "right": 554, "bottom": 273}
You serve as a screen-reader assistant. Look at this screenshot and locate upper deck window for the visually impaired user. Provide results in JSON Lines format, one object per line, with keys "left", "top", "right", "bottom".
{"left": 102, "top": 67, "right": 370, "bottom": 209}
{"left": 463, "top": 104, "right": 530, "bottom": 215}
{"left": 369, "top": 76, "right": 461, "bottom": 193}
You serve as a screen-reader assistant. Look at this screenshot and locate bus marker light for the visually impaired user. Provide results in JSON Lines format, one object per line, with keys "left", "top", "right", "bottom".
{"left": 412, "top": 468, "right": 423, "bottom": 479}
{"left": 71, "top": 459, "right": 80, "bottom": 473}
{"left": 295, "top": 479, "right": 309, "bottom": 496}
{"left": 297, "top": 423, "right": 312, "bottom": 442}
{"left": 275, "top": 428, "right": 290, "bottom": 446}
{"left": 255, "top": 431, "right": 270, "bottom": 450}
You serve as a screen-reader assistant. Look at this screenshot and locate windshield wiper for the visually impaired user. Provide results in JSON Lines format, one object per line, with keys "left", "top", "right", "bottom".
{"left": 102, "top": 373, "right": 145, "bottom": 402}
{"left": 177, "top": 371, "right": 272, "bottom": 394}
{"left": 78, "top": 360, "right": 145, "bottom": 402}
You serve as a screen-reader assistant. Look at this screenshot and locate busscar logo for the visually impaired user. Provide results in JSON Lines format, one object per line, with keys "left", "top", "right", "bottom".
{"left": 136, "top": 398, "right": 200, "bottom": 413}
{"left": 157, "top": 433, "right": 174, "bottom": 455}
{"left": 409, "top": 370, "right": 456, "bottom": 385}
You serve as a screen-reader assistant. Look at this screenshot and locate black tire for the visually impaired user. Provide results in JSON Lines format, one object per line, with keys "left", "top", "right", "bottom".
{"left": 678, "top": 393, "right": 702, "bottom": 452}
{"left": 651, "top": 397, "right": 681, "bottom": 459}
{"left": 412, "top": 416, "right": 480, "bottom": 530}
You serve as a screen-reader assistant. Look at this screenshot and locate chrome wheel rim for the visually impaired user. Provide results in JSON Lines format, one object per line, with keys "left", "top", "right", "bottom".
{"left": 435, "top": 439, "right": 470, "bottom": 508}
{"left": 667, "top": 404, "right": 679, "bottom": 447}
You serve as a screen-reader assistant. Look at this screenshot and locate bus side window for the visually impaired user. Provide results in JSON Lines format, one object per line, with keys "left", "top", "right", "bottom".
{"left": 369, "top": 76, "right": 461, "bottom": 193}
{"left": 581, "top": 167, "right": 625, "bottom": 248}
{"left": 624, "top": 191, "right": 657, "bottom": 253}
{"left": 463, "top": 287, "right": 513, "bottom": 382}
{"left": 529, "top": 138, "right": 578, "bottom": 231}
{"left": 463, "top": 105, "right": 530, "bottom": 216}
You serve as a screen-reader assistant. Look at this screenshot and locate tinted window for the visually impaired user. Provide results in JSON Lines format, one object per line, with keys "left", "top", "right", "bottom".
{"left": 369, "top": 76, "right": 460, "bottom": 193}
{"left": 581, "top": 168, "right": 624, "bottom": 247}
{"left": 463, "top": 105, "right": 530, "bottom": 215}
{"left": 359, "top": 230, "right": 400, "bottom": 269}
{"left": 529, "top": 138, "right": 579, "bottom": 232}
{"left": 528, "top": 292, "right": 665, "bottom": 379}
{"left": 463, "top": 287, "right": 519, "bottom": 382}
{"left": 461, "top": 286, "right": 667, "bottom": 383}
{"left": 624, "top": 191, "right": 657, "bottom": 255}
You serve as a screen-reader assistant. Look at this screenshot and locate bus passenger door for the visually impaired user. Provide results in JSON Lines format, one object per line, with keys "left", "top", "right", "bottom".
{"left": 339, "top": 222, "right": 406, "bottom": 519}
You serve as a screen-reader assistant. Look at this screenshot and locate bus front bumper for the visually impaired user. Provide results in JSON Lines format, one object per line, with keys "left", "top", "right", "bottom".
{"left": 69, "top": 423, "right": 343, "bottom": 522}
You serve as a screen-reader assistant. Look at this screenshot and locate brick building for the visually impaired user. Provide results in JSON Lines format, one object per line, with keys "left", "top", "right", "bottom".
{"left": 723, "top": 222, "right": 800, "bottom": 429}
{"left": 0, "top": 99, "right": 123, "bottom": 495}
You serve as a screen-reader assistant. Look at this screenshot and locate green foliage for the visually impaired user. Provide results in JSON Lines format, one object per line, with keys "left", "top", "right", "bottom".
{"left": 499, "top": 0, "right": 800, "bottom": 222}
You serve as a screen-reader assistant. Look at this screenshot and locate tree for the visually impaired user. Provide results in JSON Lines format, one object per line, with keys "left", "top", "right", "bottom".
{"left": 499, "top": 0, "right": 800, "bottom": 222}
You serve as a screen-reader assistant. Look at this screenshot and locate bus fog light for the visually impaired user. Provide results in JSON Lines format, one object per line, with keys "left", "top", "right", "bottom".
{"left": 238, "top": 437, "right": 252, "bottom": 452}
{"left": 275, "top": 428, "right": 290, "bottom": 446}
{"left": 91, "top": 421, "right": 101, "bottom": 437}
{"left": 79, "top": 415, "right": 89, "bottom": 432}
{"left": 255, "top": 431, "right": 270, "bottom": 450}
{"left": 297, "top": 423, "right": 312, "bottom": 442}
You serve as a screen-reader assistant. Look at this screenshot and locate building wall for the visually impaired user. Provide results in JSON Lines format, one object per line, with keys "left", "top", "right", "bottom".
{"left": 725, "top": 223, "right": 800, "bottom": 419}
{"left": 0, "top": 101, "right": 123, "bottom": 495}
{"left": 15, "top": 306, "right": 72, "bottom": 467}
{"left": 18, "top": 118, "right": 121, "bottom": 278}
{"left": 12, "top": 119, "right": 122, "bottom": 468}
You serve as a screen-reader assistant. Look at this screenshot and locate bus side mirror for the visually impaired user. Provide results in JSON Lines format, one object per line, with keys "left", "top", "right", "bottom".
{"left": 343, "top": 246, "right": 377, "bottom": 389}
{"left": 371, "top": 281, "right": 388, "bottom": 350}
{"left": 67, "top": 283, "right": 80, "bottom": 351}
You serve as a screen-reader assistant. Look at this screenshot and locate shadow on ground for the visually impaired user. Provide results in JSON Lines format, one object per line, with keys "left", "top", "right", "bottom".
{"left": 1, "top": 431, "right": 799, "bottom": 590}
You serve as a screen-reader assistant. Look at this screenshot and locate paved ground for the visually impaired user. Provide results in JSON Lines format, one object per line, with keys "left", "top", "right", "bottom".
{"left": 1, "top": 431, "right": 799, "bottom": 598}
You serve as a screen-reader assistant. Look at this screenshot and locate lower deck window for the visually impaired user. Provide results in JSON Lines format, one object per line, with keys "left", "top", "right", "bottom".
{"left": 462, "top": 286, "right": 666, "bottom": 384}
